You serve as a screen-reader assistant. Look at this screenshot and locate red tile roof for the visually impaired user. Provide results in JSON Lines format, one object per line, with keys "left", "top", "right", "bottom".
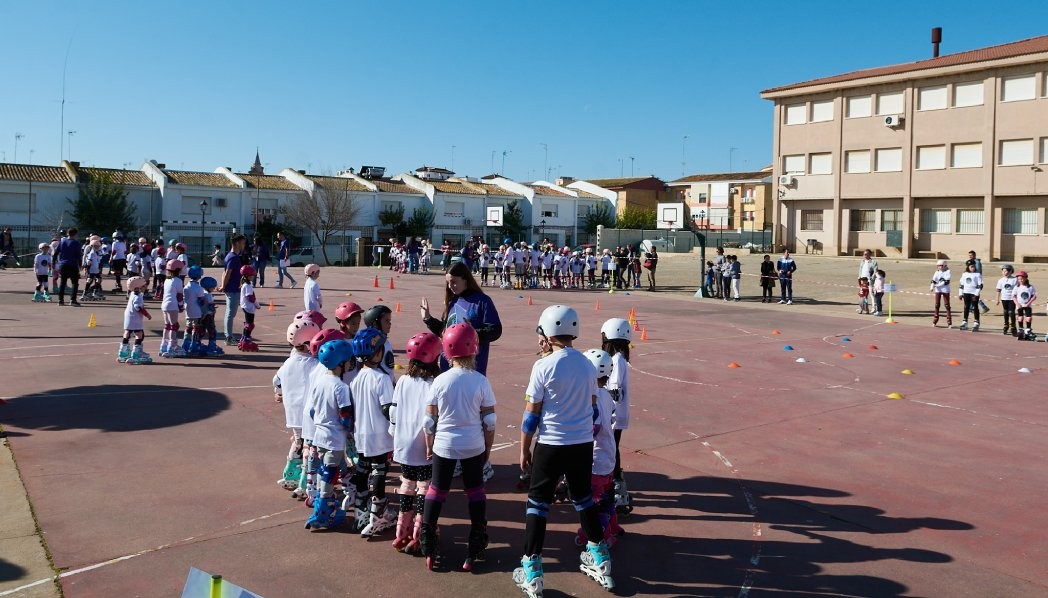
{"left": 307, "top": 175, "right": 371, "bottom": 192}
{"left": 0, "top": 164, "right": 72, "bottom": 183}
{"left": 670, "top": 171, "right": 771, "bottom": 184}
{"left": 80, "top": 167, "right": 152, "bottom": 186}
{"left": 763, "top": 34, "right": 1048, "bottom": 94}
{"left": 165, "top": 170, "right": 240, "bottom": 188}
{"left": 238, "top": 173, "right": 302, "bottom": 191}
{"left": 373, "top": 179, "right": 419, "bottom": 194}
{"left": 432, "top": 181, "right": 485, "bottom": 195}
{"left": 529, "top": 185, "right": 572, "bottom": 197}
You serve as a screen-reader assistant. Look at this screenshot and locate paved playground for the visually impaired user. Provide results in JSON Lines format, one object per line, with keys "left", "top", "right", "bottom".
{"left": 1, "top": 256, "right": 1046, "bottom": 597}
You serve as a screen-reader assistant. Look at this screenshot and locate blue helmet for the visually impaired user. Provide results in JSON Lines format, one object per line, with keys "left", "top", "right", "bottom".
{"left": 187, "top": 265, "right": 204, "bottom": 280}
{"left": 318, "top": 339, "right": 353, "bottom": 370}
{"left": 351, "top": 327, "right": 386, "bottom": 360}
{"left": 200, "top": 276, "right": 218, "bottom": 289}
{"left": 101, "top": 236, "right": 111, "bottom": 243}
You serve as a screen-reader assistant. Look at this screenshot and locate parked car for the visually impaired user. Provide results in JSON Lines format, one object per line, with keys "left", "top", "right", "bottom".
{"left": 287, "top": 245, "right": 352, "bottom": 267}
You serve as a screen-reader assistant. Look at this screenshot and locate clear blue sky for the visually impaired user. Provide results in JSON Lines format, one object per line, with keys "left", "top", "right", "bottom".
{"left": 2, "top": 1, "right": 1046, "bottom": 181}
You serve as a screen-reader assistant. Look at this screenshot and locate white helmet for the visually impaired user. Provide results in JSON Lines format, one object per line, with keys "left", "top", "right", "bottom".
{"left": 600, "top": 317, "right": 632, "bottom": 342}
{"left": 936, "top": 259, "right": 947, "bottom": 266}
{"left": 304, "top": 263, "right": 320, "bottom": 277}
{"left": 38, "top": 242, "right": 49, "bottom": 250}
{"left": 584, "top": 349, "right": 613, "bottom": 378}
{"left": 126, "top": 276, "right": 148, "bottom": 292}
{"left": 537, "top": 305, "right": 579, "bottom": 339}
{"left": 287, "top": 319, "right": 321, "bottom": 346}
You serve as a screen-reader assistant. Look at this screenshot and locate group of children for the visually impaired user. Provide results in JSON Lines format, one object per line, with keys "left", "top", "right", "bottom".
{"left": 270, "top": 297, "right": 635, "bottom": 595}
{"left": 928, "top": 260, "right": 1042, "bottom": 340}
{"left": 470, "top": 242, "right": 630, "bottom": 291}
{"left": 856, "top": 269, "right": 888, "bottom": 316}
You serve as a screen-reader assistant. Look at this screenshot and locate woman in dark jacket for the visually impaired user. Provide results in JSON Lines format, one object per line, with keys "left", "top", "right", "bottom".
{"left": 759, "top": 254, "right": 777, "bottom": 303}
{"left": 420, "top": 261, "right": 502, "bottom": 375}
{"left": 251, "top": 236, "right": 270, "bottom": 287}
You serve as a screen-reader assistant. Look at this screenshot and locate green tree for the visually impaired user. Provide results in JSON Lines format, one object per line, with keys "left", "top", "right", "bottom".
{"left": 378, "top": 204, "right": 407, "bottom": 240}
{"left": 497, "top": 199, "right": 526, "bottom": 242}
{"left": 584, "top": 202, "right": 616, "bottom": 234}
{"left": 404, "top": 205, "right": 435, "bottom": 239}
{"left": 280, "top": 187, "right": 362, "bottom": 265}
{"left": 616, "top": 207, "right": 657, "bottom": 230}
{"left": 68, "top": 173, "right": 137, "bottom": 235}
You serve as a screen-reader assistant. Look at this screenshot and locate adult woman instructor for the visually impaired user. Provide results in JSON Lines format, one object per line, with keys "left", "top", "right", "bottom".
{"left": 420, "top": 261, "right": 503, "bottom": 375}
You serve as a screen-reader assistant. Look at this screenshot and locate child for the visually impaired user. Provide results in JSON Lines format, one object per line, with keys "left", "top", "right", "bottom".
{"left": 479, "top": 245, "right": 490, "bottom": 287}
{"left": 930, "top": 259, "right": 953, "bottom": 327}
{"left": 159, "top": 260, "right": 185, "bottom": 357}
{"left": 1013, "top": 271, "right": 1037, "bottom": 341}
{"left": 198, "top": 276, "right": 224, "bottom": 355}
{"left": 420, "top": 241, "right": 430, "bottom": 275}
{"left": 957, "top": 262, "right": 983, "bottom": 331}
{"left": 857, "top": 277, "right": 871, "bottom": 314}
{"left": 304, "top": 263, "right": 322, "bottom": 311}
{"left": 586, "top": 248, "right": 597, "bottom": 289}
{"left": 363, "top": 305, "right": 396, "bottom": 379}
{"left": 152, "top": 246, "right": 167, "bottom": 300}
{"left": 304, "top": 338, "right": 355, "bottom": 530}
{"left": 81, "top": 237, "right": 105, "bottom": 301}
{"left": 274, "top": 319, "right": 321, "bottom": 491}
{"left": 181, "top": 266, "right": 208, "bottom": 355}
{"left": 419, "top": 323, "right": 496, "bottom": 572}
{"left": 873, "top": 270, "right": 886, "bottom": 316}
{"left": 730, "top": 254, "right": 742, "bottom": 301}
{"left": 600, "top": 249, "right": 612, "bottom": 288}
{"left": 389, "top": 332, "right": 441, "bottom": 553}
{"left": 705, "top": 260, "right": 717, "bottom": 298}
{"left": 118, "top": 276, "right": 153, "bottom": 365}
{"left": 347, "top": 327, "right": 397, "bottom": 537}
{"left": 334, "top": 301, "right": 365, "bottom": 337}
{"left": 515, "top": 306, "right": 613, "bottom": 595}
{"left": 296, "top": 328, "right": 347, "bottom": 503}
{"left": 571, "top": 251, "right": 584, "bottom": 289}
{"left": 493, "top": 247, "right": 505, "bottom": 289}
{"left": 126, "top": 243, "right": 143, "bottom": 280}
{"left": 721, "top": 255, "right": 733, "bottom": 302}
{"left": 239, "top": 265, "right": 261, "bottom": 351}
{"left": 601, "top": 317, "right": 633, "bottom": 518}
{"left": 32, "top": 243, "right": 53, "bottom": 302}
{"left": 577, "top": 349, "right": 622, "bottom": 547}
{"left": 995, "top": 265, "right": 1018, "bottom": 336}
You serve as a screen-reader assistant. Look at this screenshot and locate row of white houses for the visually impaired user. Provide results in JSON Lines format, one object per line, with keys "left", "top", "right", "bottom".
{"left": 0, "top": 160, "right": 615, "bottom": 258}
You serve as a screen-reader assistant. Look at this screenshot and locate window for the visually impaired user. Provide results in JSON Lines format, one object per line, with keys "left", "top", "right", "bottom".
{"left": 875, "top": 148, "right": 903, "bottom": 172}
{"left": 881, "top": 209, "right": 903, "bottom": 231}
{"left": 540, "top": 204, "right": 559, "bottom": 218}
{"left": 785, "top": 104, "right": 807, "bottom": 125}
{"left": 850, "top": 209, "right": 876, "bottom": 232}
{"left": 182, "top": 196, "right": 211, "bottom": 215}
{"left": 916, "top": 145, "right": 946, "bottom": 170}
{"left": 800, "top": 210, "right": 823, "bottom": 231}
{"left": 956, "top": 209, "right": 985, "bottom": 233}
{"left": 1042, "top": 137, "right": 1048, "bottom": 163}
{"left": 919, "top": 209, "right": 951, "bottom": 233}
{"left": 811, "top": 100, "right": 833, "bottom": 122}
{"left": 951, "top": 143, "right": 982, "bottom": 168}
{"left": 809, "top": 153, "right": 832, "bottom": 175}
{"left": 1000, "top": 139, "right": 1034, "bottom": 166}
{"left": 1002, "top": 75, "right": 1036, "bottom": 102}
{"left": 783, "top": 155, "right": 805, "bottom": 174}
{"left": 698, "top": 192, "right": 708, "bottom": 203}
{"left": 846, "top": 95, "right": 872, "bottom": 118}
{"left": 845, "top": 150, "right": 871, "bottom": 173}
{"left": 441, "top": 233, "right": 464, "bottom": 249}
{"left": 381, "top": 200, "right": 401, "bottom": 213}
{"left": 876, "top": 91, "right": 904, "bottom": 115}
{"left": 1003, "top": 208, "right": 1037, "bottom": 234}
{"left": 443, "top": 201, "right": 464, "bottom": 217}
{"left": 953, "top": 81, "right": 984, "bottom": 107}
{"left": 917, "top": 86, "right": 948, "bottom": 111}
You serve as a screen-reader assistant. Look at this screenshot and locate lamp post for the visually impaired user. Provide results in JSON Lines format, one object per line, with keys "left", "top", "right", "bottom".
{"left": 540, "top": 219, "right": 546, "bottom": 245}
{"left": 199, "top": 200, "right": 208, "bottom": 267}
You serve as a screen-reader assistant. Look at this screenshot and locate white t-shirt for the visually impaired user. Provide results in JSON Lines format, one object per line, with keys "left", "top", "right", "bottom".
{"left": 84, "top": 249, "right": 101, "bottom": 274}
{"left": 607, "top": 352, "right": 630, "bottom": 430}
{"left": 392, "top": 375, "right": 434, "bottom": 466}
{"left": 958, "top": 271, "right": 982, "bottom": 296}
{"left": 931, "top": 269, "right": 951, "bottom": 294}
{"left": 428, "top": 368, "right": 496, "bottom": 460}
{"left": 240, "top": 282, "right": 260, "bottom": 313}
{"left": 111, "top": 240, "right": 127, "bottom": 260}
{"left": 161, "top": 277, "right": 184, "bottom": 313}
{"left": 304, "top": 278, "right": 322, "bottom": 311}
{"left": 34, "top": 253, "right": 51, "bottom": 276}
{"left": 525, "top": 348, "right": 597, "bottom": 447}
{"left": 155, "top": 255, "right": 167, "bottom": 274}
{"left": 996, "top": 276, "right": 1017, "bottom": 301}
{"left": 184, "top": 281, "right": 206, "bottom": 319}
{"left": 127, "top": 253, "right": 142, "bottom": 275}
{"left": 310, "top": 372, "right": 352, "bottom": 452}
{"left": 592, "top": 387, "right": 616, "bottom": 476}
{"left": 124, "top": 293, "right": 146, "bottom": 331}
{"left": 349, "top": 367, "right": 394, "bottom": 457}
{"left": 1014, "top": 283, "right": 1037, "bottom": 308}
{"left": 301, "top": 362, "right": 328, "bottom": 442}
{"left": 273, "top": 350, "right": 318, "bottom": 429}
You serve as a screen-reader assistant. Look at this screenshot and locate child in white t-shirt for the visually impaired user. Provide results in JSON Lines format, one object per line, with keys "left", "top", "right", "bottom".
{"left": 930, "top": 260, "right": 953, "bottom": 327}
{"left": 159, "top": 261, "right": 185, "bottom": 357}
{"left": 32, "top": 243, "right": 52, "bottom": 302}
{"left": 274, "top": 320, "right": 321, "bottom": 491}
{"left": 81, "top": 239, "right": 103, "bottom": 300}
{"left": 578, "top": 349, "right": 622, "bottom": 547}
{"left": 389, "top": 332, "right": 441, "bottom": 553}
{"left": 304, "top": 338, "right": 354, "bottom": 530}
{"left": 1013, "top": 271, "right": 1038, "bottom": 341}
{"left": 348, "top": 327, "right": 396, "bottom": 537}
{"left": 995, "top": 265, "right": 1018, "bottom": 336}
{"left": 957, "top": 262, "right": 983, "bottom": 331}
{"left": 239, "top": 266, "right": 261, "bottom": 351}
{"left": 601, "top": 317, "right": 633, "bottom": 517}
{"left": 152, "top": 247, "right": 167, "bottom": 300}
{"left": 119, "top": 276, "right": 153, "bottom": 364}
{"left": 304, "top": 264, "right": 322, "bottom": 311}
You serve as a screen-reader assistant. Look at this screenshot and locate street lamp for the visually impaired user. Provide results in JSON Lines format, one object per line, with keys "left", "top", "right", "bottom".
{"left": 199, "top": 200, "right": 208, "bottom": 267}
{"left": 540, "top": 219, "right": 546, "bottom": 245}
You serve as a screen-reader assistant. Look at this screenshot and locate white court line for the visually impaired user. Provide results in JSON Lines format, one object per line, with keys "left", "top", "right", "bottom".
{"left": 0, "top": 341, "right": 113, "bottom": 352}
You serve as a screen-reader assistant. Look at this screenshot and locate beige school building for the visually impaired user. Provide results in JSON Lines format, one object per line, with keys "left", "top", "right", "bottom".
{"left": 762, "top": 34, "right": 1048, "bottom": 261}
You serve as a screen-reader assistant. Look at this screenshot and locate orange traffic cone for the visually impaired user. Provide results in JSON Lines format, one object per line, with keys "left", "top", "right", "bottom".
{"left": 595, "top": 300, "right": 601, "bottom": 311}
{"left": 640, "top": 326, "right": 648, "bottom": 340}
{"left": 633, "top": 319, "right": 640, "bottom": 332}
{"left": 389, "top": 278, "right": 395, "bottom": 290}
{"left": 395, "top": 302, "right": 402, "bottom": 313}
{"left": 527, "top": 295, "right": 533, "bottom": 306}
{"left": 373, "top": 276, "right": 379, "bottom": 288}
{"left": 267, "top": 300, "right": 275, "bottom": 312}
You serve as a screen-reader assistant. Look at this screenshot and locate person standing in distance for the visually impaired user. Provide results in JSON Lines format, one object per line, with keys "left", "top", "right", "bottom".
{"left": 55, "top": 228, "right": 83, "bottom": 306}
{"left": 776, "top": 249, "right": 797, "bottom": 305}
{"left": 221, "top": 234, "right": 247, "bottom": 345}
{"left": 275, "top": 232, "right": 297, "bottom": 289}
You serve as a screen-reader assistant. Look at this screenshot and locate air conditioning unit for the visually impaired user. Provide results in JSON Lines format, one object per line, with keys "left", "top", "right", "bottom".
{"left": 884, "top": 114, "right": 904, "bottom": 127}
{"left": 778, "top": 175, "right": 795, "bottom": 186}
{"left": 462, "top": 218, "right": 471, "bottom": 226}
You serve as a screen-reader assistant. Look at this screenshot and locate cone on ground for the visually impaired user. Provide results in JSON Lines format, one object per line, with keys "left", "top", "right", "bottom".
{"left": 886, "top": 392, "right": 905, "bottom": 400}
{"left": 527, "top": 295, "right": 533, "bottom": 306}
{"left": 395, "top": 302, "right": 402, "bottom": 313}
{"left": 373, "top": 276, "right": 379, "bottom": 288}
{"left": 87, "top": 313, "right": 97, "bottom": 328}
{"left": 772, "top": 330, "right": 781, "bottom": 335}
{"left": 947, "top": 359, "right": 961, "bottom": 366}
{"left": 868, "top": 345, "right": 878, "bottom": 350}
{"left": 901, "top": 369, "right": 914, "bottom": 375}
{"left": 640, "top": 327, "right": 648, "bottom": 341}
{"left": 268, "top": 300, "right": 275, "bottom": 312}
{"left": 727, "top": 362, "right": 741, "bottom": 368}
{"left": 633, "top": 319, "right": 641, "bottom": 332}
{"left": 842, "top": 353, "right": 855, "bottom": 358}
{"left": 389, "top": 278, "right": 395, "bottom": 290}
{"left": 595, "top": 300, "right": 601, "bottom": 311}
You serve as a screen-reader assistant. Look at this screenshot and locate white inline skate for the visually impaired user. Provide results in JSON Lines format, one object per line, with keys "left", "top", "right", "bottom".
{"left": 359, "top": 497, "right": 396, "bottom": 538}
{"left": 126, "top": 345, "right": 153, "bottom": 365}
{"left": 580, "top": 541, "right": 615, "bottom": 591}
{"left": 512, "top": 554, "right": 543, "bottom": 597}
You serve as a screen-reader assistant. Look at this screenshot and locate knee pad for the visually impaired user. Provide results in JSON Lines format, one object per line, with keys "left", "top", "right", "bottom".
{"left": 526, "top": 498, "right": 550, "bottom": 519}
{"left": 171, "top": 322, "right": 180, "bottom": 332}
{"left": 398, "top": 476, "right": 418, "bottom": 496}
{"left": 572, "top": 494, "right": 597, "bottom": 512}
{"left": 465, "top": 485, "right": 486, "bottom": 503}
{"left": 367, "top": 460, "right": 388, "bottom": 492}
{"left": 318, "top": 462, "right": 339, "bottom": 484}
{"left": 425, "top": 484, "right": 449, "bottom": 504}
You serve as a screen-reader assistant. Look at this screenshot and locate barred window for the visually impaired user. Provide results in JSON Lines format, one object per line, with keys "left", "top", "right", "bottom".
{"left": 801, "top": 210, "right": 823, "bottom": 231}
{"left": 919, "top": 209, "right": 951, "bottom": 233}
{"left": 849, "top": 209, "right": 876, "bottom": 232}
{"left": 1003, "top": 208, "right": 1037, "bottom": 234}
{"left": 881, "top": 210, "right": 903, "bottom": 231}
{"left": 955, "top": 209, "right": 984, "bottom": 233}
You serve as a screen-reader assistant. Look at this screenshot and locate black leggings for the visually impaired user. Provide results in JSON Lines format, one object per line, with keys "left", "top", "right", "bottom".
{"left": 523, "top": 442, "right": 604, "bottom": 555}
{"left": 423, "top": 452, "right": 486, "bottom": 528}
{"left": 1001, "top": 299, "right": 1016, "bottom": 330}
{"left": 962, "top": 294, "right": 980, "bottom": 323}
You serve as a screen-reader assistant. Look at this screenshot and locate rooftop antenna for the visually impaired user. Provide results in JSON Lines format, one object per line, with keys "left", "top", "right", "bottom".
{"left": 931, "top": 27, "right": 942, "bottom": 58}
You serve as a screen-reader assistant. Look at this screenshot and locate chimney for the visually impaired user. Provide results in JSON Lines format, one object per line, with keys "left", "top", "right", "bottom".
{"left": 931, "top": 27, "right": 942, "bottom": 58}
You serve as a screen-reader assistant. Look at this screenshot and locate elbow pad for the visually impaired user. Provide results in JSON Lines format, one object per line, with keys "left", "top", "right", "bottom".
{"left": 424, "top": 413, "right": 437, "bottom": 436}
{"left": 521, "top": 412, "right": 540, "bottom": 435}
{"left": 382, "top": 403, "right": 394, "bottom": 423}
{"left": 339, "top": 406, "right": 353, "bottom": 431}
{"left": 482, "top": 411, "right": 497, "bottom": 432}
{"left": 608, "top": 388, "right": 621, "bottom": 402}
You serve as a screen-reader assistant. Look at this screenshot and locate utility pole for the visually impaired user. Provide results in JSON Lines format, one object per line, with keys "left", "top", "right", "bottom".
{"left": 501, "top": 150, "right": 511, "bottom": 176}
{"left": 681, "top": 135, "right": 689, "bottom": 177}
{"left": 630, "top": 156, "right": 635, "bottom": 177}
{"left": 14, "top": 133, "right": 23, "bottom": 163}
{"left": 67, "top": 130, "right": 77, "bottom": 160}
{"left": 540, "top": 143, "right": 548, "bottom": 182}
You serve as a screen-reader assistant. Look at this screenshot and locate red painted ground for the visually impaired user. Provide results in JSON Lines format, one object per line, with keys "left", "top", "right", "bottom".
{"left": 1, "top": 267, "right": 1047, "bottom": 597}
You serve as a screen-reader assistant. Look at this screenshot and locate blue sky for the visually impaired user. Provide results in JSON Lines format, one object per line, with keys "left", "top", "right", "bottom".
{"left": 2, "top": 1, "right": 1046, "bottom": 181}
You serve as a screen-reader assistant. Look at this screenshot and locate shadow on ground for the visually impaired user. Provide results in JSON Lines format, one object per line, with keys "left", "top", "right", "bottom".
{"left": 0, "top": 558, "right": 28, "bottom": 583}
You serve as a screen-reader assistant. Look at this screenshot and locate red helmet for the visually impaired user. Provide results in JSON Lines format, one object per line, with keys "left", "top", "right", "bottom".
{"left": 176, "top": 243, "right": 188, "bottom": 252}
{"left": 309, "top": 328, "right": 345, "bottom": 357}
{"left": 1016, "top": 270, "right": 1028, "bottom": 278}
{"left": 240, "top": 265, "right": 257, "bottom": 277}
{"left": 405, "top": 332, "right": 441, "bottom": 363}
{"left": 295, "top": 309, "right": 327, "bottom": 327}
{"left": 441, "top": 323, "right": 479, "bottom": 359}
{"left": 335, "top": 301, "right": 364, "bottom": 321}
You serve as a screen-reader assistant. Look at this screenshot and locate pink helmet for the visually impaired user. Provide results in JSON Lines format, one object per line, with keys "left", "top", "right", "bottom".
{"left": 309, "top": 328, "right": 345, "bottom": 357}
{"left": 442, "top": 323, "right": 479, "bottom": 359}
{"left": 165, "top": 259, "right": 183, "bottom": 273}
{"left": 295, "top": 309, "right": 327, "bottom": 327}
{"left": 304, "top": 263, "right": 320, "bottom": 277}
{"left": 335, "top": 301, "right": 364, "bottom": 321}
{"left": 287, "top": 320, "right": 320, "bottom": 346}
{"left": 405, "top": 332, "right": 441, "bottom": 363}
{"left": 126, "top": 276, "right": 148, "bottom": 292}
{"left": 240, "top": 264, "right": 257, "bottom": 277}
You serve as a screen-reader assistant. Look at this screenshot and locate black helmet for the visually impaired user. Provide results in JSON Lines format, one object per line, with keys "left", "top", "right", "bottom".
{"left": 363, "top": 305, "right": 392, "bottom": 329}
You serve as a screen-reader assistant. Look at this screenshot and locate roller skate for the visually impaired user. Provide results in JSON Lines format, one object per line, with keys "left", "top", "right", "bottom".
{"left": 205, "top": 339, "right": 225, "bottom": 356}
{"left": 32, "top": 291, "right": 44, "bottom": 302}
{"left": 421, "top": 523, "right": 441, "bottom": 571}
{"left": 189, "top": 340, "right": 207, "bottom": 357}
{"left": 958, "top": 321, "right": 968, "bottom": 330}
{"left": 238, "top": 336, "right": 259, "bottom": 352}
{"left": 278, "top": 457, "right": 303, "bottom": 491}
{"left": 392, "top": 510, "right": 414, "bottom": 552}
{"left": 971, "top": 321, "right": 980, "bottom": 332}
{"left": 512, "top": 554, "right": 544, "bottom": 598}
{"left": 91, "top": 289, "right": 107, "bottom": 301}
{"left": 41, "top": 291, "right": 52, "bottom": 302}
{"left": 127, "top": 345, "right": 153, "bottom": 365}
{"left": 403, "top": 514, "right": 423, "bottom": 554}
{"left": 360, "top": 497, "right": 396, "bottom": 538}
{"left": 483, "top": 460, "right": 495, "bottom": 482}
{"left": 613, "top": 478, "right": 633, "bottom": 516}
{"left": 553, "top": 477, "right": 569, "bottom": 503}
{"left": 304, "top": 496, "right": 340, "bottom": 530}
{"left": 116, "top": 343, "right": 131, "bottom": 363}
{"left": 462, "top": 524, "right": 488, "bottom": 572}
{"left": 579, "top": 541, "right": 615, "bottom": 591}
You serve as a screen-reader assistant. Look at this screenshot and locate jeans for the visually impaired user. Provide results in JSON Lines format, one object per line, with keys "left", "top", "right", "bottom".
{"left": 224, "top": 291, "right": 240, "bottom": 339}
{"left": 277, "top": 264, "right": 296, "bottom": 287}
{"left": 253, "top": 259, "right": 267, "bottom": 286}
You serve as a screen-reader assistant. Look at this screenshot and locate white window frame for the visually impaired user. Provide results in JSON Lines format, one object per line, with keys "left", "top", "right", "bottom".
{"left": 874, "top": 148, "right": 902, "bottom": 172}
{"left": 809, "top": 153, "right": 832, "bottom": 175}
{"left": 783, "top": 155, "right": 806, "bottom": 175}
{"left": 1002, "top": 74, "right": 1036, "bottom": 102}
{"left": 952, "top": 81, "right": 984, "bottom": 107}
{"left": 810, "top": 100, "right": 833, "bottom": 123}
{"left": 876, "top": 91, "right": 904, "bottom": 115}
{"left": 1041, "top": 137, "right": 1048, "bottom": 164}
{"left": 845, "top": 150, "right": 871, "bottom": 173}
{"left": 443, "top": 201, "right": 465, "bottom": 218}
{"left": 950, "top": 143, "right": 982, "bottom": 169}
{"left": 846, "top": 95, "right": 872, "bottom": 118}
{"left": 999, "top": 139, "right": 1034, "bottom": 166}
{"left": 955, "top": 209, "right": 985, "bottom": 234}
{"left": 1003, "top": 208, "right": 1037, "bottom": 234}
{"left": 785, "top": 104, "right": 807, "bottom": 125}
{"left": 916, "top": 145, "right": 946, "bottom": 170}
{"left": 919, "top": 209, "right": 951, "bottom": 233}
{"left": 917, "top": 86, "right": 948, "bottom": 111}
